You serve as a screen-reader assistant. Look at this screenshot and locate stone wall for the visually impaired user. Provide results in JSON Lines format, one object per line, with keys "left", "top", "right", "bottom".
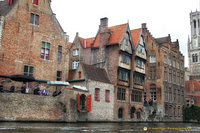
{"left": 0, "top": 89, "right": 76, "bottom": 122}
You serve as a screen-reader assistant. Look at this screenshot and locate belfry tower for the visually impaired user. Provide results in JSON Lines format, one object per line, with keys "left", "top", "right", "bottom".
{"left": 188, "top": 10, "right": 200, "bottom": 80}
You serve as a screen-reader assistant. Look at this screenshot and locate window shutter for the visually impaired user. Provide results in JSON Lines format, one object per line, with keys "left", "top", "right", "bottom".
{"left": 8, "top": 0, "right": 12, "bottom": 5}
{"left": 77, "top": 93, "right": 80, "bottom": 111}
{"left": 86, "top": 95, "right": 92, "bottom": 112}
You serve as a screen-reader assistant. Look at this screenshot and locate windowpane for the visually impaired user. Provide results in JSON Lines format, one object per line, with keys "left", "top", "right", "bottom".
{"left": 35, "top": 15, "right": 39, "bottom": 25}
{"left": 30, "top": 13, "right": 34, "bottom": 24}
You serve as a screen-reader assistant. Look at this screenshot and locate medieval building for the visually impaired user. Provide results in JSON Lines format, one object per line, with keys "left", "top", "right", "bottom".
{"left": 0, "top": 0, "right": 69, "bottom": 92}
{"left": 144, "top": 25, "right": 185, "bottom": 120}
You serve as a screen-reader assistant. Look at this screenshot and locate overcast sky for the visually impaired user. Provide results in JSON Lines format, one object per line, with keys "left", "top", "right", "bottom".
{"left": 51, "top": 0, "right": 200, "bottom": 67}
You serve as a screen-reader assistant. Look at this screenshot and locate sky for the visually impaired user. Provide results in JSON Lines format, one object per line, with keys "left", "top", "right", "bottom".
{"left": 51, "top": 0, "right": 200, "bottom": 67}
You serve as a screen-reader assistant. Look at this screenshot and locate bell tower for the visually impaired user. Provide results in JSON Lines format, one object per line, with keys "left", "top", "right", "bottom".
{"left": 189, "top": 10, "right": 200, "bottom": 80}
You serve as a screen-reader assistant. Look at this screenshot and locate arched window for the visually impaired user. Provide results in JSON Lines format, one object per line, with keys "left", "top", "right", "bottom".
{"left": 118, "top": 108, "right": 123, "bottom": 119}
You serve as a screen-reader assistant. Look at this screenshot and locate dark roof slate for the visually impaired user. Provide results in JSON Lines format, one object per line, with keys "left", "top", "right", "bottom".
{"left": 155, "top": 36, "right": 170, "bottom": 44}
{"left": 82, "top": 64, "right": 110, "bottom": 84}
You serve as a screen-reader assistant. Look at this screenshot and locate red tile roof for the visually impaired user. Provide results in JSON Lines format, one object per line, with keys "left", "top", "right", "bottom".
{"left": 79, "top": 37, "right": 94, "bottom": 48}
{"left": 68, "top": 42, "right": 72, "bottom": 49}
{"left": 130, "top": 28, "right": 142, "bottom": 46}
{"left": 92, "top": 23, "right": 128, "bottom": 47}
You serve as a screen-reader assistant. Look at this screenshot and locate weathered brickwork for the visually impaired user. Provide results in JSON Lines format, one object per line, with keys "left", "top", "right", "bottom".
{"left": 144, "top": 25, "right": 185, "bottom": 121}
{"left": 0, "top": 0, "right": 69, "bottom": 91}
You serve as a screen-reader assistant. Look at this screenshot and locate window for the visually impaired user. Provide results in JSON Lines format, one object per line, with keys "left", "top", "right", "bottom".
{"left": 173, "top": 70, "right": 176, "bottom": 84}
{"left": 165, "top": 104, "right": 168, "bottom": 115}
{"left": 177, "top": 62, "right": 179, "bottom": 69}
{"left": 138, "top": 45, "right": 145, "bottom": 53}
{"left": 169, "top": 87, "right": 172, "bottom": 103}
{"left": 95, "top": 88, "right": 100, "bottom": 101}
{"left": 78, "top": 71, "right": 81, "bottom": 79}
{"left": 168, "top": 58, "right": 171, "bottom": 66}
{"left": 24, "top": 65, "right": 34, "bottom": 77}
{"left": 169, "top": 69, "right": 172, "bottom": 83}
{"left": 137, "top": 112, "right": 141, "bottom": 119}
{"left": 150, "top": 87, "right": 156, "bottom": 101}
{"left": 150, "top": 66, "right": 156, "bottom": 79}
{"left": 186, "top": 100, "right": 190, "bottom": 107}
{"left": 41, "top": 42, "right": 50, "bottom": 60}
{"left": 125, "top": 38, "right": 128, "bottom": 45}
{"left": 177, "top": 72, "right": 180, "bottom": 85}
{"left": 119, "top": 69, "right": 129, "bottom": 81}
{"left": 164, "top": 84, "right": 168, "bottom": 102}
{"left": 194, "top": 20, "right": 196, "bottom": 29}
{"left": 57, "top": 45, "right": 62, "bottom": 62}
{"left": 72, "top": 61, "right": 79, "bottom": 69}
{"left": 134, "top": 74, "right": 143, "bottom": 85}
{"left": 177, "top": 89, "right": 180, "bottom": 104}
{"left": 30, "top": 13, "right": 39, "bottom": 25}
{"left": 136, "top": 59, "right": 144, "bottom": 69}
{"left": 181, "top": 73, "right": 184, "bottom": 86}
{"left": 0, "top": 21, "right": 2, "bottom": 47}
{"left": 150, "top": 55, "right": 156, "bottom": 63}
{"left": 73, "top": 49, "right": 79, "bottom": 56}
{"left": 105, "top": 90, "right": 110, "bottom": 102}
{"left": 131, "top": 90, "right": 142, "bottom": 102}
{"left": 121, "top": 54, "right": 129, "bottom": 65}
{"left": 173, "top": 60, "right": 175, "bottom": 67}
{"left": 192, "top": 54, "right": 198, "bottom": 62}
{"left": 173, "top": 88, "right": 176, "bottom": 103}
{"left": 57, "top": 71, "right": 62, "bottom": 81}
{"left": 181, "top": 63, "right": 183, "bottom": 70}
{"left": 117, "top": 88, "right": 126, "bottom": 100}
{"left": 164, "top": 55, "right": 167, "bottom": 64}
{"left": 32, "top": 0, "right": 38, "bottom": 5}
{"left": 164, "top": 67, "right": 167, "bottom": 81}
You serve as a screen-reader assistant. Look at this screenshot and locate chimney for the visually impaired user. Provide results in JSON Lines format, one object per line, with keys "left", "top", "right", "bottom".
{"left": 100, "top": 17, "right": 108, "bottom": 33}
{"left": 142, "top": 23, "right": 147, "bottom": 29}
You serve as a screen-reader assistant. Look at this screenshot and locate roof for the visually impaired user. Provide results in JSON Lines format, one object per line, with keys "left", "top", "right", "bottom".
{"left": 92, "top": 23, "right": 127, "bottom": 47}
{"left": 130, "top": 28, "right": 142, "bottom": 46}
{"left": 155, "top": 36, "right": 170, "bottom": 44}
{"left": 68, "top": 42, "right": 72, "bottom": 49}
{"left": 0, "top": 0, "right": 16, "bottom": 16}
{"left": 185, "top": 80, "right": 200, "bottom": 92}
{"left": 79, "top": 37, "right": 94, "bottom": 48}
{"left": 82, "top": 64, "right": 110, "bottom": 84}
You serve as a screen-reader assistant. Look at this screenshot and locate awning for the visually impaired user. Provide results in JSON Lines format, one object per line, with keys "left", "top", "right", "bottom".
{"left": 72, "top": 85, "right": 88, "bottom": 91}
{"left": 47, "top": 81, "right": 70, "bottom": 86}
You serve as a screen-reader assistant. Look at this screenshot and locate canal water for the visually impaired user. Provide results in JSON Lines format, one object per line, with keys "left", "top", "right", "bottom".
{"left": 0, "top": 122, "right": 199, "bottom": 133}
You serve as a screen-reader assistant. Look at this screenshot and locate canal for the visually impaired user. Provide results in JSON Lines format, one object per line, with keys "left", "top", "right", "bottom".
{"left": 0, "top": 122, "right": 199, "bottom": 133}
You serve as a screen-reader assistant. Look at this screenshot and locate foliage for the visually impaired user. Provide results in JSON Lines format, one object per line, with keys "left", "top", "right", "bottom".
{"left": 183, "top": 104, "right": 200, "bottom": 122}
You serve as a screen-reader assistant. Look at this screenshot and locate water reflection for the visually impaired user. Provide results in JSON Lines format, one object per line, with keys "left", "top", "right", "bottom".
{"left": 0, "top": 122, "right": 199, "bottom": 133}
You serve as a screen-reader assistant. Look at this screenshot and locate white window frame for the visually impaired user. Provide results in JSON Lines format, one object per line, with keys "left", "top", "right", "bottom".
{"left": 72, "top": 61, "right": 79, "bottom": 69}
{"left": 73, "top": 49, "right": 79, "bottom": 56}
{"left": 150, "top": 55, "right": 156, "bottom": 63}
{"left": 0, "top": 21, "right": 2, "bottom": 48}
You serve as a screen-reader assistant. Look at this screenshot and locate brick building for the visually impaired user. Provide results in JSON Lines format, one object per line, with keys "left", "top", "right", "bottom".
{"left": 144, "top": 25, "right": 185, "bottom": 120}
{"left": 185, "top": 80, "right": 200, "bottom": 107}
{"left": 68, "top": 63, "right": 114, "bottom": 121}
{"left": 0, "top": 0, "right": 69, "bottom": 92}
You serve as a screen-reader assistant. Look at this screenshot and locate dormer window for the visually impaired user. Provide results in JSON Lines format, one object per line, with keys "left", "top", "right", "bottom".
{"left": 125, "top": 38, "right": 128, "bottom": 45}
{"left": 138, "top": 45, "right": 145, "bottom": 53}
{"left": 33, "top": 0, "right": 38, "bottom": 5}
